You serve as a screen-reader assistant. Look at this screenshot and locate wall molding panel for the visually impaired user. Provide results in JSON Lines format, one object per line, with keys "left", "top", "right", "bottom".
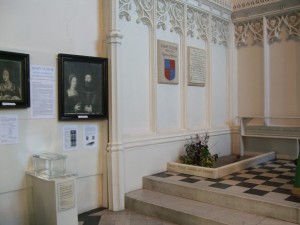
{"left": 119, "top": 0, "right": 232, "bottom": 140}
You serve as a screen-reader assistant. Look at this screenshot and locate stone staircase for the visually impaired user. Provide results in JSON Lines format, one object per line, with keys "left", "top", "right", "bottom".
{"left": 125, "top": 168, "right": 300, "bottom": 225}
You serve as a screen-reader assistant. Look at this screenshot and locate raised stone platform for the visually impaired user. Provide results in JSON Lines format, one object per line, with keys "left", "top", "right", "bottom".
{"left": 167, "top": 151, "right": 275, "bottom": 179}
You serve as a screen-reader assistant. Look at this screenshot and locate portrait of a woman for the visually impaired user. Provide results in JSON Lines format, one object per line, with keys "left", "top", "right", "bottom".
{"left": 65, "top": 74, "right": 81, "bottom": 113}
{"left": 0, "top": 68, "right": 21, "bottom": 101}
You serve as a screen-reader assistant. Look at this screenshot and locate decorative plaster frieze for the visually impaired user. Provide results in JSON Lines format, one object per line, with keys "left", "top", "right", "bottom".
{"left": 187, "top": 7, "right": 197, "bottom": 37}
{"left": 212, "top": 16, "right": 229, "bottom": 46}
{"left": 134, "top": 0, "right": 154, "bottom": 27}
{"left": 235, "top": 22, "right": 249, "bottom": 47}
{"left": 234, "top": 19, "right": 263, "bottom": 47}
{"left": 120, "top": 0, "right": 133, "bottom": 21}
{"left": 232, "top": 0, "right": 280, "bottom": 11}
{"left": 209, "top": 0, "right": 232, "bottom": 10}
{"left": 282, "top": 11, "right": 300, "bottom": 39}
{"left": 187, "top": 6, "right": 210, "bottom": 41}
{"left": 267, "top": 15, "right": 282, "bottom": 42}
{"left": 234, "top": 10, "right": 300, "bottom": 46}
{"left": 267, "top": 11, "right": 300, "bottom": 42}
{"left": 232, "top": 0, "right": 300, "bottom": 21}
{"left": 197, "top": 12, "right": 210, "bottom": 41}
{"left": 249, "top": 20, "right": 263, "bottom": 43}
{"left": 169, "top": 1, "right": 185, "bottom": 34}
{"left": 173, "top": 0, "right": 232, "bottom": 12}
{"left": 157, "top": 0, "right": 171, "bottom": 30}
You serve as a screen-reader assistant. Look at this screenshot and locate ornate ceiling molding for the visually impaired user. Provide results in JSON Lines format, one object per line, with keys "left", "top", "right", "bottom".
{"left": 232, "top": 0, "right": 300, "bottom": 21}
{"left": 232, "top": 0, "right": 280, "bottom": 11}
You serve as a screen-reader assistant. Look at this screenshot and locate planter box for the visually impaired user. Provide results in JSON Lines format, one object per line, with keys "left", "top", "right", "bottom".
{"left": 167, "top": 151, "right": 276, "bottom": 179}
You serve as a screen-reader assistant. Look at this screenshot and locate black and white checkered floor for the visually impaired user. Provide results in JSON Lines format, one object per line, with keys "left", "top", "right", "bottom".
{"left": 152, "top": 159, "right": 300, "bottom": 204}
{"left": 79, "top": 159, "right": 300, "bottom": 225}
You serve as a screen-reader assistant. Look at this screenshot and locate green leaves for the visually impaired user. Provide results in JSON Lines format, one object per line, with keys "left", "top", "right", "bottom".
{"left": 180, "top": 133, "right": 218, "bottom": 168}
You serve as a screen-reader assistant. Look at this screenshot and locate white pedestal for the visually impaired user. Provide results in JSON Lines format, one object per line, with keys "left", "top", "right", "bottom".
{"left": 30, "top": 175, "right": 78, "bottom": 225}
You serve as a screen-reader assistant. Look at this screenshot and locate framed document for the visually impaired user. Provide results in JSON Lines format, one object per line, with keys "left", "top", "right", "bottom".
{"left": 0, "top": 50, "right": 30, "bottom": 108}
{"left": 188, "top": 47, "right": 206, "bottom": 86}
{"left": 57, "top": 54, "right": 108, "bottom": 121}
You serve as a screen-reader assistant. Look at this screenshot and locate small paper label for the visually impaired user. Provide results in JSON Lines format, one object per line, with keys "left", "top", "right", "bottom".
{"left": 78, "top": 115, "right": 88, "bottom": 119}
{"left": 2, "top": 102, "right": 16, "bottom": 106}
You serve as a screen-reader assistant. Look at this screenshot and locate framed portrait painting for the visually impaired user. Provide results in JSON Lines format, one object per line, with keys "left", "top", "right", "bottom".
{"left": 57, "top": 53, "right": 108, "bottom": 121}
{"left": 0, "top": 50, "right": 30, "bottom": 108}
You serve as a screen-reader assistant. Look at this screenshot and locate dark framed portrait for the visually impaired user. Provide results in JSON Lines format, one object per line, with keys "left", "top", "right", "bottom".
{"left": 58, "top": 53, "right": 108, "bottom": 121}
{"left": 0, "top": 50, "right": 30, "bottom": 108}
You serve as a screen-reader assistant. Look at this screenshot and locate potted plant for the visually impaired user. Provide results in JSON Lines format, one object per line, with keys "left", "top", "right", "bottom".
{"left": 179, "top": 132, "right": 218, "bottom": 168}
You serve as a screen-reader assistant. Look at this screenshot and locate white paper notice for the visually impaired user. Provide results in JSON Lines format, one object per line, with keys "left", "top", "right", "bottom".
{"left": 63, "top": 126, "right": 78, "bottom": 151}
{"left": 30, "top": 65, "right": 55, "bottom": 119}
{"left": 31, "top": 65, "right": 55, "bottom": 80}
{"left": 57, "top": 180, "right": 75, "bottom": 211}
{"left": 84, "top": 125, "right": 98, "bottom": 149}
{"left": 0, "top": 115, "right": 18, "bottom": 145}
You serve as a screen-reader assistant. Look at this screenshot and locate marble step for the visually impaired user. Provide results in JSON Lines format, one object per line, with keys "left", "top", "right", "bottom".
{"left": 126, "top": 189, "right": 297, "bottom": 225}
{"left": 142, "top": 175, "right": 299, "bottom": 223}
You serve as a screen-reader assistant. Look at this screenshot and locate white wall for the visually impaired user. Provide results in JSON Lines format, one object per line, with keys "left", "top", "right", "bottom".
{"left": 234, "top": 7, "right": 300, "bottom": 156}
{"left": 236, "top": 16, "right": 300, "bottom": 118}
{"left": 0, "top": 1, "right": 107, "bottom": 224}
{"left": 119, "top": 0, "right": 234, "bottom": 192}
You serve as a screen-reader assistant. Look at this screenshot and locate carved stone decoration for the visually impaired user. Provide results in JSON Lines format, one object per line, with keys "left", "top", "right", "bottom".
{"left": 211, "top": 16, "right": 219, "bottom": 44}
{"left": 218, "top": 19, "right": 230, "bottom": 46}
{"left": 267, "top": 15, "right": 282, "bottom": 42}
{"left": 157, "top": 0, "right": 171, "bottom": 30}
{"left": 119, "top": 0, "right": 133, "bottom": 21}
{"left": 235, "top": 22, "right": 249, "bottom": 47}
{"left": 282, "top": 12, "right": 300, "bottom": 39}
{"left": 212, "top": 16, "right": 229, "bottom": 46}
{"left": 134, "top": 0, "right": 154, "bottom": 27}
{"left": 249, "top": 20, "right": 263, "bottom": 44}
{"left": 187, "top": 7, "right": 197, "bottom": 38}
{"left": 169, "top": 2, "right": 185, "bottom": 35}
{"left": 197, "top": 12, "right": 210, "bottom": 41}
{"left": 187, "top": 7, "right": 209, "bottom": 41}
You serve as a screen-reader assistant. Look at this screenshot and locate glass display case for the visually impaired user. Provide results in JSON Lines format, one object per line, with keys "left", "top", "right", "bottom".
{"left": 28, "top": 153, "right": 76, "bottom": 179}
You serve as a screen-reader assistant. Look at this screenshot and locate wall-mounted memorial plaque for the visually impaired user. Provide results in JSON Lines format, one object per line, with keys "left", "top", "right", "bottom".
{"left": 188, "top": 47, "right": 206, "bottom": 86}
{"left": 157, "top": 40, "right": 179, "bottom": 85}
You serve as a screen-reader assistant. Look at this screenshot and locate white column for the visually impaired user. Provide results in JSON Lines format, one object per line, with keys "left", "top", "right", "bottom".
{"left": 263, "top": 16, "right": 270, "bottom": 124}
{"left": 105, "top": 0, "right": 125, "bottom": 211}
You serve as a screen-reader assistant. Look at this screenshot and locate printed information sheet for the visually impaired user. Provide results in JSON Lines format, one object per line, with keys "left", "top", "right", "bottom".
{"left": 63, "top": 125, "right": 78, "bottom": 151}
{"left": 0, "top": 115, "right": 18, "bottom": 145}
{"left": 84, "top": 125, "right": 98, "bottom": 149}
{"left": 30, "top": 65, "right": 55, "bottom": 118}
{"left": 57, "top": 180, "right": 75, "bottom": 211}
